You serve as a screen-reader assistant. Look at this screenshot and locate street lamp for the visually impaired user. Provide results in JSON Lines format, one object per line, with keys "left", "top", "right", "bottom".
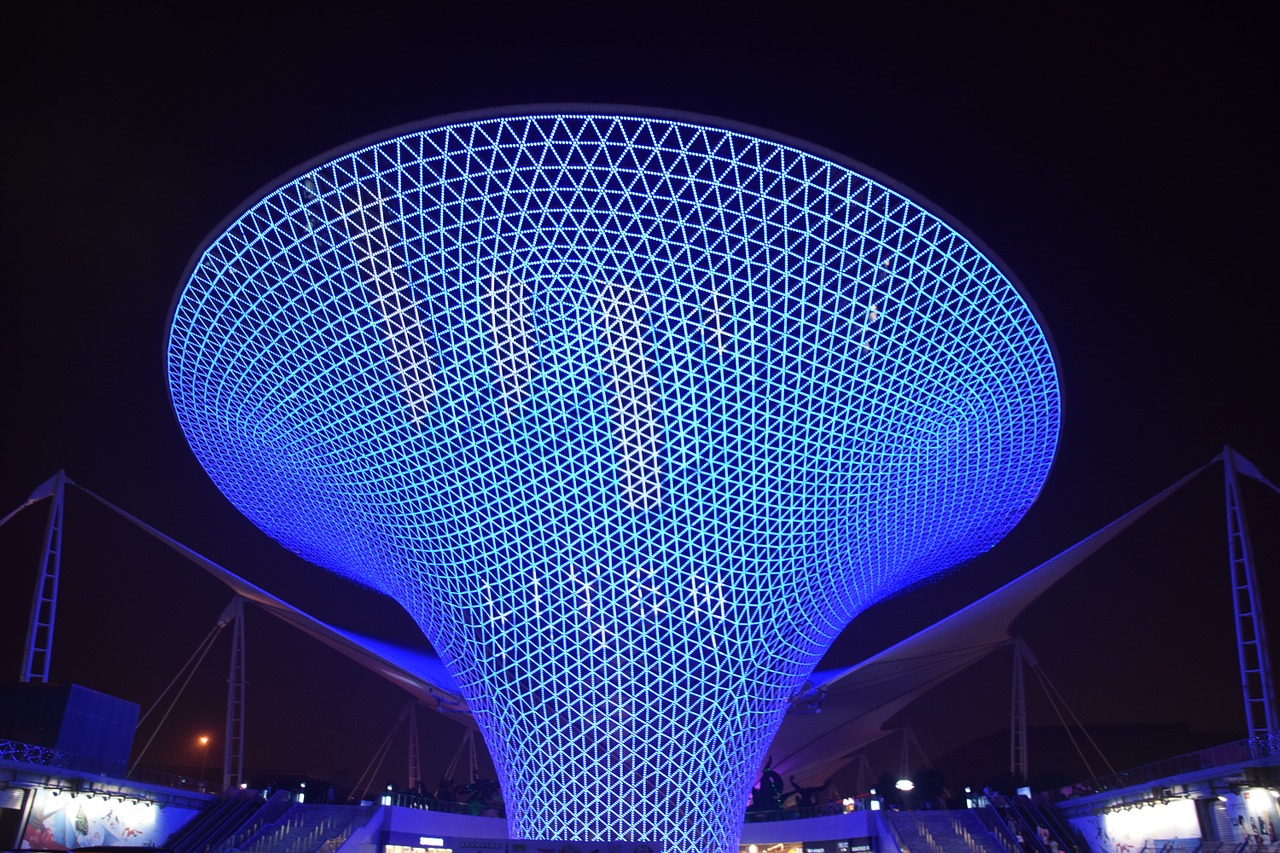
{"left": 896, "top": 778, "right": 914, "bottom": 811}
{"left": 197, "top": 735, "right": 210, "bottom": 785}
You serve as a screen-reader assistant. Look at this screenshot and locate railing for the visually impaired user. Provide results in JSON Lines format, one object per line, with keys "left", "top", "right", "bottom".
{"left": 1149, "top": 840, "right": 1203, "bottom": 853}
{"left": 973, "top": 807, "right": 1021, "bottom": 853}
{"left": 1012, "top": 794, "right": 1088, "bottom": 853}
{"left": 1130, "top": 840, "right": 1230, "bottom": 853}
{"left": 880, "top": 810, "right": 909, "bottom": 853}
{"left": 744, "top": 802, "right": 851, "bottom": 822}
{"left": 239, "top": 804, "right": 377, "bottom": 853}
{"left": 317, "top": 818, "right": 360, "bottom": 853}
{"left": 1023, "top": 793, "right": 1083, "bottom": 853}
{"left": 1195, "top": 842, "right": 1246, "bottom": 853}
{"left": 910, "top": 810, "right": 1004, "bottom": 853}
{"left": 910, "top": 816, "right": 946, "bottom": 853}
{"left": 167, "top": 789, "right": 265, "bottom": 853}
{"left": 0, "top": 736, "right": 128, "bottom": 778}
{"left": 205, "top": 790, "right": 293, "bottom": 853}
{"left": 387, "top": 790, "right": 505, "bottom": 817}
{"left": 950, "top": 812, "right": 999, "bottom": 853}
{"left": 887, "top": 812, "right": 944, "bottom": 853}
{"left": 1059, "top": 738, "right": 1277, "bottom": 798}
{"left": 0, "top": 735, "right": 217, "bottom": 794}
{"left": 996, "top": 798, "right": 1041, "bottom": 853}
{"left": 305, "top": 805, "right": 378, "bottom": 853}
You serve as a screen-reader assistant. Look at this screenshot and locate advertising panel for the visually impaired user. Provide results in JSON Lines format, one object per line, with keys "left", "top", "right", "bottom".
{"left": 1224, "top": 788, "right": 1280, "bottom": 846}
{"left": 1068, "top": 799, "right": 1198, "bottom": 853}
{"left": 21, "top": 789, "right": 198, "bottom": 850}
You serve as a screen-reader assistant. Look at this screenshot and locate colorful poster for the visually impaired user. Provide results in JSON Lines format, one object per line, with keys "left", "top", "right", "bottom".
{"left": 1069, "top": 799, "right": 1198, "bottom": 853}
{"left": 21, "top": 788, "right": 197, "bottom": 850}
{"left": 1225, "top": 788, "right": 1280, "bottom": 846}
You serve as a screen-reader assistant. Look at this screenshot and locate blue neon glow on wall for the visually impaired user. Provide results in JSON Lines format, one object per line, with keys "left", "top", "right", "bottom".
{"left": 168, "top": 111, "right": 1060, "bottom": 853}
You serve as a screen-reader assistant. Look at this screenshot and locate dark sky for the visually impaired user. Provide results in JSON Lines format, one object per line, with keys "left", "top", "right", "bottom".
{"left": 2, "top": 4, "right": 1276, "bottom": 795}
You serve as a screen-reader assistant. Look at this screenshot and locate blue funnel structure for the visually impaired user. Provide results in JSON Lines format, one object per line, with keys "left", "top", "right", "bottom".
{"left": 168, "top": 109, "right": 1059, "bottom": 852}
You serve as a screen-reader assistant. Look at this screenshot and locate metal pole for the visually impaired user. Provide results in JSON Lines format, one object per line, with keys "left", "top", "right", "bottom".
{"left": 899, "top": 727, "right": 911, "bottom": 781}
{"left": 223, "top": 597, "right": 247, "bottom": 788}
{"left": 22, "top": 471, "right": 67, "bottom": 683}
{"left": 407, "top": 702, "right": 422, "bottom": 793}
{"left": 1010, "top": 638, "right": 1028, "bottom": 780}
{"left": 468, "top": 726, "right": 477, "bottom": 783}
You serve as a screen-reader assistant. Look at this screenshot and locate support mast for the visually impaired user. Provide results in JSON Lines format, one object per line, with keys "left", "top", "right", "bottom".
{"left": 22, "top": 471, "right": 68, "bottom": 683}
{"left": 1010, "top": 638, "right": 1029, "bottom": 780}
{"left": 1224, "top": 446, "right": 1279, "bottom": 743}
{"left": 407, "top": 702, "right": 422, "bottom": 792}
{"left": 222, "top": 597, "right": 247, "bottom": 788}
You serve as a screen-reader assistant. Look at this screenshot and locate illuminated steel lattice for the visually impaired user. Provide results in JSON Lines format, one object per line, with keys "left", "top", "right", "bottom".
{"left": 168, "top": 110, "right": 1060, "bottom": 853}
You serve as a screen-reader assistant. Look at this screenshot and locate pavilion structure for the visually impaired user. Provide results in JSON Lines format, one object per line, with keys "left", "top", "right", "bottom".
{"left": 165, "top": 108, "right": 1060, "bottom": 852}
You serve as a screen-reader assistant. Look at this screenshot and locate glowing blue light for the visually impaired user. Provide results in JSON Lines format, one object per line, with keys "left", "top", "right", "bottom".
{"left": 167, "top": 110, "right": 1059, "bottom": 853}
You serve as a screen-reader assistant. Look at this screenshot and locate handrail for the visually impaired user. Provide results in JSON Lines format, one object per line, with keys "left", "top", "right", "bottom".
{"left": 0, "top": 735, "right": 214, "bottom": 795}
{"left": 389, "top": 789, "right": 506, "bottom": 817}
{"left": 974, "top": 806, "right": 1021, "bottom": 853}
{"left": 168, "top": 789, "right": 263, "bottom": 853}
{"left": 951, "top": 813, "right": 992, "bottom": 853}
{"left": 916, "top": 820, "right": 946, "bottom": 853}
{"left": 1053, "top": 737, "right": 1280, "bottom": 800}
{"left": 209, "top": 791, "right": 294, "bottom": 853}
{"left": 237, "top": 803, "right": 376, "bottom": 853}
{"left": 878, "top": 809, "right": 910, "bottom": 853}
{"left": 744, "top": 802, "right": 858, "bottom": 822}
{"left": 1004, "top": 797, "right": 1051, "bottom": 853}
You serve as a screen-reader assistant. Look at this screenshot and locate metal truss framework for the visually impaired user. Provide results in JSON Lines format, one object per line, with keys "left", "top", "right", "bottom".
{"left": 1224, "top": 446, "right": 1279, "bottom": 741}
{"left": 167, "top": 110, "right": 1060, "bottom": 852}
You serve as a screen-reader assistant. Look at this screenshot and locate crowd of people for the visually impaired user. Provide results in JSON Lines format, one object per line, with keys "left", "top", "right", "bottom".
{"left": 746, "top": 758, "right": 839, "bottom": 820}
{"left": 386, "top": 776, "right": 505, "bottom": 817}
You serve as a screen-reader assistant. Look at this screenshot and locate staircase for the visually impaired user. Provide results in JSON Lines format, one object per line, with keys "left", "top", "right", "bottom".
{"left": 205, "top": 790, "right": 295, "bottom": 853}
{"left": 888, "top": 810, "right": 1008, "bottom": 853}
{"left": 167, "top": 789, "right": 271, "bottom": 853}
{"left": 234, "top": 803, "right": 379, "bottom": 853}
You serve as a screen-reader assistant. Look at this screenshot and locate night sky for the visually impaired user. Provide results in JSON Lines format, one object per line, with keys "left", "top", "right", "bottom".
{"left": 2, "top": 5, "right": 1276, "bottom": 797}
